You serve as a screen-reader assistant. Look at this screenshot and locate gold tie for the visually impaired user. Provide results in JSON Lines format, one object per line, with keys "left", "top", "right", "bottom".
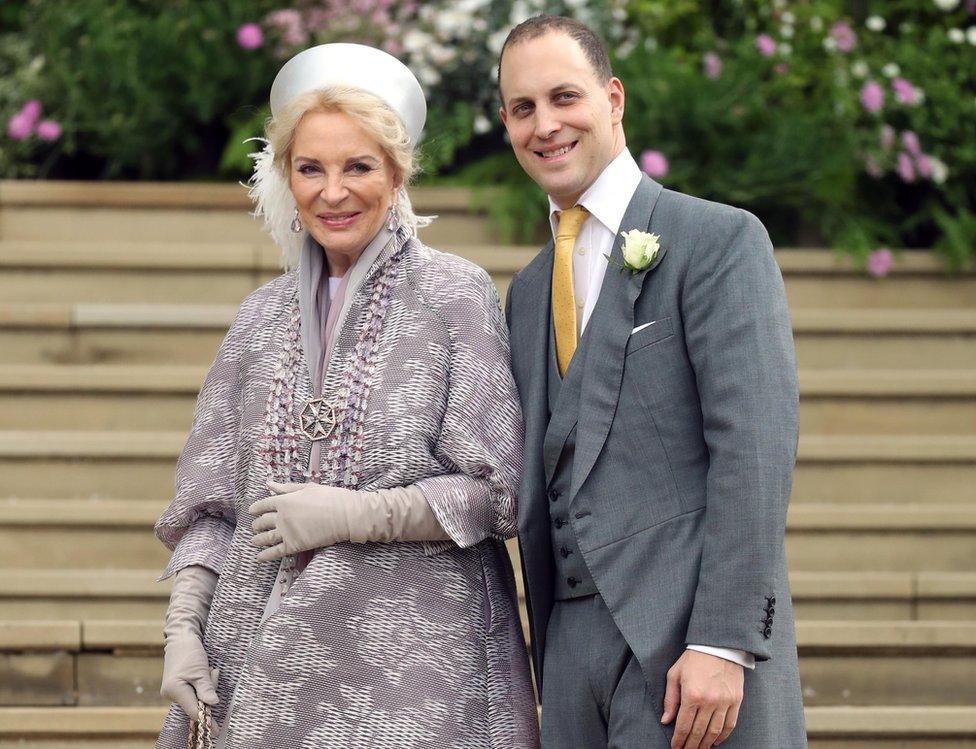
{"left": 552, "top": 205, "right": 589, "bottom": 377}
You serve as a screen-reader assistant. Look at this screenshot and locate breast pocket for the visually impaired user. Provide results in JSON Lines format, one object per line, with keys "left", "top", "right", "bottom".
{"left": 626, "top": 316, "right": 674, "bottom": 356}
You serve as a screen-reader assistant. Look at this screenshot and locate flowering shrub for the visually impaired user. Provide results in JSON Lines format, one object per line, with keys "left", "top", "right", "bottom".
{"left": 1, "top": 0, "right": 973, "bottom": 266}
{"left": 614, "top": 0, "right": 976, "bottom": 268}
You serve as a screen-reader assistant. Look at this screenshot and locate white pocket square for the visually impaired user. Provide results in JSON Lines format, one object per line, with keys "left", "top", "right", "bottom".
{"left": 631, "top": 321, "right": 658, "bottom": 335}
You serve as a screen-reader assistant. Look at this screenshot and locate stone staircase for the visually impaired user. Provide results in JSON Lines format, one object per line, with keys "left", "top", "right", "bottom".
{"left": 1, "top": 180, "right": 975, "bottom": 746}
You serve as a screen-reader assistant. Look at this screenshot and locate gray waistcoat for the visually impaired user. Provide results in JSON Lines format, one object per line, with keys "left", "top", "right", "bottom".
{"left": 547, "top": 321, "right": 597, "bottom": 600}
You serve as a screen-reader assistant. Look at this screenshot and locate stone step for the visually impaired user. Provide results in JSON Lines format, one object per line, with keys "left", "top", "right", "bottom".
{"left": 1, "top": 568, "right": 974, "bottom": 623}
{"left": 3, "top": 499, "right": 975, "bottom": 571}
{"left": 2, "top": 240, "right": 972, "bottom": 308}
{"left": 0, "top": 181, "right": 497, "bottom": 245}
{"left": 0, "top": 705, "right": 972, "bottom": 748}
{"left": 0, "top": 431, "right": 972, "bottom": 502}
{"left": 3, "top": 365, "right": 972, "bottom": 434}
{"left": 0, "top": 570, "right": 168, "bottom": 620}
{"left": 797, "top": 621, "right": 976, "bottom": 707}
{"left": 3, "top": 619, "right": 976, "bottom": 708}
{"left": 791, "top": 572, "right": 976, "bottom": 621}
{"left": 805, "top": 706, "right": 976, "bottom": 746}
{"left": 0, "top": 241, "right": 533, "bottom": 305}
{"left": 2, "top": 302, "right": 974, "bottom": 367}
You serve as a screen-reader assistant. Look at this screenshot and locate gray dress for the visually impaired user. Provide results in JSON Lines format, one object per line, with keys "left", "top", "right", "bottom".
{"left": 153, "top": 228, "right": 539, "bottom": 748}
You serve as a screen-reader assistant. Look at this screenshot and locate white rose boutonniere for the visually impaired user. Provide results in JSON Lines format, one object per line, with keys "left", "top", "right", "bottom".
{"left": 606, "top": 229, "right": 661, "bottom": 274}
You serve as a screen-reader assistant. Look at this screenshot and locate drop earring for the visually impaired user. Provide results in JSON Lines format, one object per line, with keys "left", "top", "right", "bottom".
{"left": 290, "top": 209, "right": 302, "bottom": 233}
{"left": 386, "top": 203, "right": 400, "bottom": 232}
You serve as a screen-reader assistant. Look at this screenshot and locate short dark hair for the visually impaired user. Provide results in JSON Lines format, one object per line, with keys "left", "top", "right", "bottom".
{"left": 497, "top": 15, "right": 612, "bottom": 99}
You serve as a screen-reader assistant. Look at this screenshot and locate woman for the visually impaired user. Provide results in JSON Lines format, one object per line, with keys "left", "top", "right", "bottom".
{"left": 154, "top": 43, "right": 538, "bottom": 748}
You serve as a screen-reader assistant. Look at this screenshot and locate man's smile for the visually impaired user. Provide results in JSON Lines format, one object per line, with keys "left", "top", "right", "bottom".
{"left": 533, "top": 140, "right": 579, "bottom": 162}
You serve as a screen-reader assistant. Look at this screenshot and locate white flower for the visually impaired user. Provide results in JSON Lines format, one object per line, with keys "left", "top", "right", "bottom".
{"left": 781, "top": 11, "right": 795, "bottom": 24}
{"left": 778, "top": 42, "right": 793, "bottom": 55}
{"left": 617, "top": 40, "right": 636, "bottom": 58}
{"left": 929, "top": 157, "right": 949, "bottom": 184}
{"left": 882, "top": 62, "right": 901, "bottom": 78}
{"left": 487, "top": 28, "right": 508, "bottom": 55}
{"left": 473, "top": 114, "right": 492, "bottom": 134}
{"left": 967, "top": 26, "right": 976, "bottom": 45}
{"left": 948, "top": 28, "right": 966, "bottom": 42}
{"left": 619, "top": 230, "right": 661, "bottom": 272}
{"left": 934, "top": 0, "right": 960, "bottom": 10}
{"left": 822, "top": 36, "right": 838, "bottom": 51}
{"left": 851, "top": 61, "right": 869, "bottom": 78}
{"left": 866, "top": 16, "right": 886, "bottom": 31}
{"left": 780, "top": 25, "right": 795, "bottom": 39}
{"left": 810, "top": 17, "right": 824, "bottom": 32}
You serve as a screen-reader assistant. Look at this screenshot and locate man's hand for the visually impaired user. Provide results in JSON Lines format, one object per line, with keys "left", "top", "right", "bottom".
{"left": 661, "top": 649, "right": 744, "bottom": 749}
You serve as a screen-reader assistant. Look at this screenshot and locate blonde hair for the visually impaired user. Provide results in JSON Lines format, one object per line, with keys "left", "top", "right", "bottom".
{"left": 265, "top": 86, "right": 428, "bottom": 232}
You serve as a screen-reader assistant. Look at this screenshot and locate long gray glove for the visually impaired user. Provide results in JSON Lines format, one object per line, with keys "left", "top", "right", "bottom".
{"left": 161, "top": 564, "right": 220, "bottom": 721}
{"left": 248, "top": 481, "right": 451, "bottom": 562}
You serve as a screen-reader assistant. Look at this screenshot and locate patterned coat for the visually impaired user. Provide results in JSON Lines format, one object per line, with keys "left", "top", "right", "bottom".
{"left": 154, "top": 230, "right": 539, "bottom": 748}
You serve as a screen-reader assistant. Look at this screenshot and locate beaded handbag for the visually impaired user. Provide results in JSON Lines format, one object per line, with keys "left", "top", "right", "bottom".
{"left": 187, "top": 701, "right": 215, "bottom": 749}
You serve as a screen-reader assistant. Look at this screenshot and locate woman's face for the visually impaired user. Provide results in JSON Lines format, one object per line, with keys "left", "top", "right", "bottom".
{"left": 289, "top": 110, "right": 401, "bottom": 273}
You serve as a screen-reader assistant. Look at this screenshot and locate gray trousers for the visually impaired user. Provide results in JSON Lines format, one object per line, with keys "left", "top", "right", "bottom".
{"left": 541, "top": 594, "right": 670, "bottom": 748}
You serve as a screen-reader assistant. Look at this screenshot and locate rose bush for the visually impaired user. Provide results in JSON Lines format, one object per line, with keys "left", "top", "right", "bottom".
{"left": 1, "top": 0, "right": 972, "bottom": 267}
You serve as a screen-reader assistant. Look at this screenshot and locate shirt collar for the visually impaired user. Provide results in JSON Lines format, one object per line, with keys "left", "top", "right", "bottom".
{"left": 547, "top": 148, "right": 643, "bottom": 239}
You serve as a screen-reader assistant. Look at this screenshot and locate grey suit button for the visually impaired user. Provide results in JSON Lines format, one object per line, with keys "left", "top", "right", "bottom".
{"left": 560, "top": 547, "right": 573, "bottom": 558}
{"left": 567, "top": 577, "right": 579, "bottom": 588}
{"left": 764, "top": 616, "right": 773, "bottom": 627}
{"left": 765, "top": 606, "right": 775, "bottom": 617}
{"left": 548, "top": 490, "right": 560, "bottom": 503}
{"left": 767, "top": 596, "right": 777, "bottom": 606}
{"left": 554, "top": 518, "right": 565, "bottom": 529}
{"left": 763, "top": 627, "right": 772, "bottom": 638}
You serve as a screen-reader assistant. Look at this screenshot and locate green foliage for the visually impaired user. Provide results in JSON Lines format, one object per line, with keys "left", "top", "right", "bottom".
{"left": 10, "top": 0, "right": 280, "bottom": 178}
{"left": 1, "top": 0, "right": 972, "bottom": 265}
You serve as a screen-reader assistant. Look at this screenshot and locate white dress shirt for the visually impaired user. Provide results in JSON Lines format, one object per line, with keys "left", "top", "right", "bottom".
{"left": 547, "top": 148, "right": 756, "bottom": 671}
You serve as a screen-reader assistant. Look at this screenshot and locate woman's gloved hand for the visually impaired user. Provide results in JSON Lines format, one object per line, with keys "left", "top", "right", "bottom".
{"left": 248, "top": 481, "right": 451, "bottom": 562}
{"left": 161, "top": 564, "right": 220, "bottom": 721}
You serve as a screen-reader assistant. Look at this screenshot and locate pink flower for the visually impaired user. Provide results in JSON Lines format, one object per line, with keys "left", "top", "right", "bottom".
{"left": 755, "top": 34, "right": 776, "bottom": 57}
{"left": 880, "top": 124, "right": 896, "bottom": 150}
{"left": 265, "top": 9, "right": 308, "bottom": 46}
{"left": 915, "top": 154, "right": 933, "bottom": 179}
{"left": 640, "top": 150, "right": 669, "bottom": 179}
{"left": 35, "top": 120, "right": 61, "bottom": 142}
{"left": 901, "top": 130, "right": 921, "bottom": 156}
{"left": 896, "top": 152, "right": 916, "bottom": 182}
{"left": 6, "top": 113, "right": 33, "bottom": 140}
{"left": 830, "top": 21, "right": 858, "bottom": 53}
{"left": 892, "top": 77, "right": 920, "bottom": 105}
{"left": 20, "top": 99, "right": 42, "bottom": 125}
{"left": 859, "top": 81, "right": 885, "bottom": 113}
{"left": 866, "top": 248, "right": 893, "bottom": 278}
{"left": 864, "top": 155, "right": 884, "bottom": 178}
{"left": 236, "top": 23, "right": 264, "bottom": 50}
{"left": 703, "top": 52, "right": 723, "bottom": 79}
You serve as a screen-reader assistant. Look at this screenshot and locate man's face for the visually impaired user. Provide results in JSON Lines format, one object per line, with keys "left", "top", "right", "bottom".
{"left": 499, "top": 31, "right": 624, "bottom": 209}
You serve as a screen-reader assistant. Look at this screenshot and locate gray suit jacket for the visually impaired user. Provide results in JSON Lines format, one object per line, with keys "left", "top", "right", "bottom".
{"left": 506, "top": 176, "right": 807, "bottom": 746}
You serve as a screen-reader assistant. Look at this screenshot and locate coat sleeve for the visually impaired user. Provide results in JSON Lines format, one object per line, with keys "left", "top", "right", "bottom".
{"left": 154, "top": 307, "right": 249, "bottom": 581}
{"left": 415, "top": 268, "right": 525, "bottom": 549}
{"left": 680, "top": 207, "right": 799, "bottom": 661}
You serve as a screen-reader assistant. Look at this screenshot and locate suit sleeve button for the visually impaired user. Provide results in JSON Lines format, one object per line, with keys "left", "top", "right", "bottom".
{"left": 567, "top": 577, "right": 578, "bottom": 588}
{"left": 554, "top": 518, "right": 565, "bottom": 529}
{"left": 763, "top": 627, "right": 772, "bottom": 638}
{"left": 548, "top": 490, "right": 560, "bottom": 502}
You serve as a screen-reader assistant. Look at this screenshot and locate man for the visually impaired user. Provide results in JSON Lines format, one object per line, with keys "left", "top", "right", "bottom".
{"left": 498, "top": 15, "right": 806, "bottom": 749}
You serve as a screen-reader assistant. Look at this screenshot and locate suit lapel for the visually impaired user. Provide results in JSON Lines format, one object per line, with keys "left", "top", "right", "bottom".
{"left": 571, "top": 176, "right": 665, "bottom": 498}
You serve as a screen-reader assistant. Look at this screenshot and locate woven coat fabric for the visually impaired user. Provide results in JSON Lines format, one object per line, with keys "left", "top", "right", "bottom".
{"left": 153, "top": 231, "right": 538, "bottom": 748}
